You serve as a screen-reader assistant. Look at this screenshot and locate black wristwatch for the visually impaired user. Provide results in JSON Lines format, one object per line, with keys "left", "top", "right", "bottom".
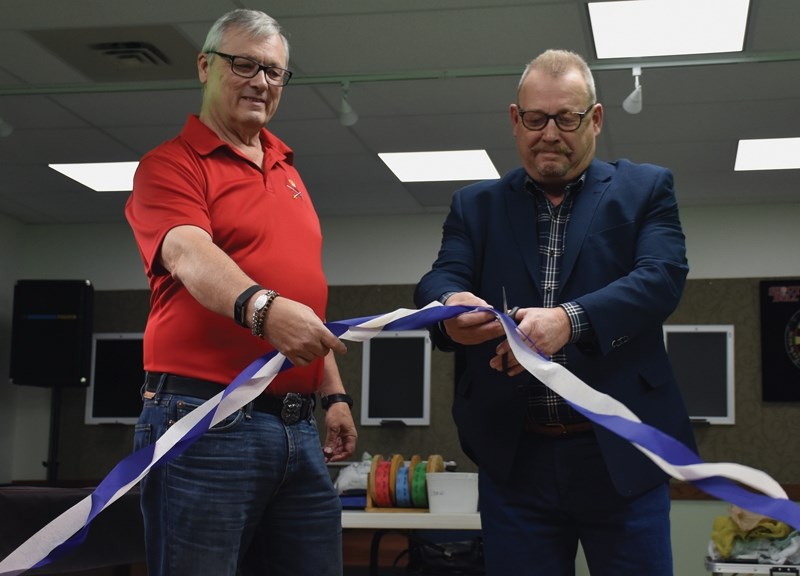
{"left": 320, "top": 393, "right": 353, "bottom": 411}
{"left": 234, "top": 284, "right": 263, "bottom": 327}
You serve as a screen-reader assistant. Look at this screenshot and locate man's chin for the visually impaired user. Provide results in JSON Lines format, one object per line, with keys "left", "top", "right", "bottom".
{"left": 535, "top": 162, "right": 568, "bottom": 180}
{"left": 239, "top": 110, "right": 271, "bottom": 127}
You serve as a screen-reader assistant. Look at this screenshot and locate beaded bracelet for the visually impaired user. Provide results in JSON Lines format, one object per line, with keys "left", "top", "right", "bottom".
{"left": 251, "top": 289, "right": 279, "bottom": 338}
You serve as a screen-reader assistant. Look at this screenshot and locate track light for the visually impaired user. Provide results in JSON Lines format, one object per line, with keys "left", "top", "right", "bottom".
{"left": 0, "top": 116, "right": 13, "bottom": 137}
{"left": 339, "top": 81, "right": 358, "bottom": 127}
{"left": 622, "top": 66, "right": 643, "bottom": 115}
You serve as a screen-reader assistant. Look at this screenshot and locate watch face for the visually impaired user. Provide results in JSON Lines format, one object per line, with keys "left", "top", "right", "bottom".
{"left": 253, "top": 293, "right": 269, "bottom": 310}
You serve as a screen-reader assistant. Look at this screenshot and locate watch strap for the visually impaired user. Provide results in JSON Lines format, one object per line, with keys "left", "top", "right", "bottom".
{"left": 234, "top": 284, "right": 263, "bottom": 327}
{"left": 439, "top": 291, "right": 458, "bottom": 305}
{"left": 321, "top": 393, "right": 353, "bottom": 410}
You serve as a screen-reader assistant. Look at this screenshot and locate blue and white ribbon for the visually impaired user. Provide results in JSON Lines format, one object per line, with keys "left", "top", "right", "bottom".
{"left": 2, "top": 302, "right": 799, "bottom": 575}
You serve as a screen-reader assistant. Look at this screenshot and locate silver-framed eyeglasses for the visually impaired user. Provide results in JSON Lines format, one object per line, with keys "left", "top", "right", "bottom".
{"left": 516, "top": 103, "right": 596, "bottom": 132}
{"left": 206, "top": 50, "right": 293, "bottom": 87}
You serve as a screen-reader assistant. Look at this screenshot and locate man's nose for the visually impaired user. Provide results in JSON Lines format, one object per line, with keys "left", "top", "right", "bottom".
{"left": 250, "top": 70, "right": 270, "bottom": 88}
{"left": 540, "top": 118, "right": 561, "bottom": 138}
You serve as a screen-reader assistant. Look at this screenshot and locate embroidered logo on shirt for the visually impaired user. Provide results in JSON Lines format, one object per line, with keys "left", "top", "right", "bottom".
{"left": 287, "top": 179, "right": 302, "bottom": 199}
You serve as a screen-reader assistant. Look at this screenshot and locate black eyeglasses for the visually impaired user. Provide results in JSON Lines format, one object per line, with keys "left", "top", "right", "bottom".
{"left": 516, "top": 103, "right": 596, "bottom": 132}
{"left": 206, "top": 51, "right": 293, "bottom": 87}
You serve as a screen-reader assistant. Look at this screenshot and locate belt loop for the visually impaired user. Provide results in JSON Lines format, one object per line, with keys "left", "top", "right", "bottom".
{"left": 244, "top": 402, "right": 254, "bottom": 420}
{"left": 155, "top": 373, "right": 167, "bottom": 396}
{"left": 142, "top": 372, "right": 168, "bottom": 403}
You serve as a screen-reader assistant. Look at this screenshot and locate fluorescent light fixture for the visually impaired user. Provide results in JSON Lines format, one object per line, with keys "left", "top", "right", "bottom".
{"left": 735, "top": 138, "right": 800, "bottom": 171}
{"left": 379, "top": 150, "right": 500, "bottom": 182}
{"left": 589, "top": 0, "right": 749, "bottom": 59}
{"left": 49, "top": 161, "right": 139, "bottom": 191}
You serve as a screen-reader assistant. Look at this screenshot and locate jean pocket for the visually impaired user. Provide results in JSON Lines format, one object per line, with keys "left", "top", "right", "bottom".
{"left": 174, "top": 397, "right": 245, "bottom": 432}
{"left": 134, "top": 423, "right": 152, "bottom": 451}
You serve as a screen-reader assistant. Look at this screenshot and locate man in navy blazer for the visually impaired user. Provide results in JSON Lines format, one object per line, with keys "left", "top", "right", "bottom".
{"left": 415, "top": 50, "right": 695, "bottom": 575}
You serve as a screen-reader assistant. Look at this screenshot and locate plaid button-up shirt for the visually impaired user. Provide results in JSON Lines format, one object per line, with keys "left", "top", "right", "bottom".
{"left": 524, "top": 175, "right": 592, "bottom": 424}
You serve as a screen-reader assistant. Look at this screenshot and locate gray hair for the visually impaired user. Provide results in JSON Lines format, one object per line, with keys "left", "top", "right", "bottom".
{"left": 202, "top": 9, "right": 290, "bottom": 62}
{"left": 518, "top": 49, "right": 596, "bottom": 105}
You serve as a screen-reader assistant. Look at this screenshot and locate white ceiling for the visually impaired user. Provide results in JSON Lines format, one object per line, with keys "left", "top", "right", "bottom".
{"left": 0, "top": 0, "right": 799, "bottom": 225}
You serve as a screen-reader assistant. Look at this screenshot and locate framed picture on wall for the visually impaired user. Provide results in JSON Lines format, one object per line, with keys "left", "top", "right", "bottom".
{"left": 760, "top": 279, "right": 800, "bottom": 401}
{"left": 663, "top": 325, "right": 735, "bottom": 424}
{"left": 85, "top": 332, "right": 144, "bottom": 425}
{"left": 360, "top": 330, "right": 431, "bottom": 426}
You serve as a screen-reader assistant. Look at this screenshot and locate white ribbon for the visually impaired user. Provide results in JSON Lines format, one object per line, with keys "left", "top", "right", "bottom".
{"left": 2, "top": 302, "right": 798, "bottom": 575}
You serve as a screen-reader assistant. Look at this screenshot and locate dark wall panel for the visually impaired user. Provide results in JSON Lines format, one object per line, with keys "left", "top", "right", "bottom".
{"left": 45, "top": 278, "right": 800, "bottom": 486}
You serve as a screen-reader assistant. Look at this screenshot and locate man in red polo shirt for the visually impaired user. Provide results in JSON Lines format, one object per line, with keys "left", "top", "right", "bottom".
{"left": 125, "top": 9, "right": 356, "bottom": 576}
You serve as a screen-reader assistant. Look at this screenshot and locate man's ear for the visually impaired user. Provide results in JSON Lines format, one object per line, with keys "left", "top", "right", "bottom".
{"left": 591, "top": 102, "right": 604, "bottom": 134}
{"left": 197, "top": 53, "right": 209, "bottom": 84}
{"left": 509, "top": 103, "right": 521, "bottom": 134}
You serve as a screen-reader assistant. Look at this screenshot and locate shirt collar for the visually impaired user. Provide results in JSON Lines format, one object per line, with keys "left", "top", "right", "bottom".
{"left": 524, "top": 171, "right": 586, "bottom": 199}
{"left": 181, "top": 114, "right": 294, "bottom": 166}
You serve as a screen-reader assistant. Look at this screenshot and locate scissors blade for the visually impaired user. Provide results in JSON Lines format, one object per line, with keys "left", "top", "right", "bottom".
{"left": 501, "top": 286, "right": 509, "bottom": 372}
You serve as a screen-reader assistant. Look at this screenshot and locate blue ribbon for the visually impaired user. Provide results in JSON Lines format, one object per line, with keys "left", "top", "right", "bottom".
{"left": 3, "top": 303, "right": 799, "bottom": 575}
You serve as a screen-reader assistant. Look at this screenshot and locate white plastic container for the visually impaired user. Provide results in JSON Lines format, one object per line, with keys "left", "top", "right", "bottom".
{"left": 426, "top": 472, "right": 479, "bottom": 514}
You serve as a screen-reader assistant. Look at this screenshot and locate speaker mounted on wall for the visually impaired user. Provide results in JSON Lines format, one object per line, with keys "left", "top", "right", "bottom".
{"left": 10, "top": 279, "right": 94, "bottom": 388}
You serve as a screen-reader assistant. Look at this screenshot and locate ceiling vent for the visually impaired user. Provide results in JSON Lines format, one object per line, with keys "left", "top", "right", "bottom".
{"left": 90, "top": 41, "right": 171, "bottom": 68}
{"left": 27, "top": 25, "right": 198, "bottom": 81}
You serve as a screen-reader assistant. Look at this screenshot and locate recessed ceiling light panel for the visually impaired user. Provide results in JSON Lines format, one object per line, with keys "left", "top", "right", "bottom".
{"left": 49, "top": 161, "right": 139, "bottom": 191}
{"left": 379, "top": 150, "right": 500, "bottom": 182}
{"left": 589, "top": 0, "right": 749, "bottom": 59}
{"left": 735, "top": 138, "right": 800, "bottom": 171}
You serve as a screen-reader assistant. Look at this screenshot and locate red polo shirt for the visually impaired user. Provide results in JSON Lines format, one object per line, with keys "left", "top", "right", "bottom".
{"left": 125, "top": 115, "right": 327, "bottom": 394}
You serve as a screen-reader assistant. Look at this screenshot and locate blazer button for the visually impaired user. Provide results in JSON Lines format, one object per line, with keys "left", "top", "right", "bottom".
{"left": 611, "top": 336, "right": 629, "bottom": 349}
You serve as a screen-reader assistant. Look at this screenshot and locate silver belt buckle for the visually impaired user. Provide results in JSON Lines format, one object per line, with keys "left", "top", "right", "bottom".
{"left": 280, "top": 393, "right": 304, "bottom": 425}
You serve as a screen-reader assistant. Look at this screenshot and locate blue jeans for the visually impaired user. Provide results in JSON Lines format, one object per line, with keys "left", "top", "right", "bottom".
{"left": 478, "top": 433, "right": 672, "bottom": 576}
{"left": 134, "top": 391, "right": 342, "bottom": 576}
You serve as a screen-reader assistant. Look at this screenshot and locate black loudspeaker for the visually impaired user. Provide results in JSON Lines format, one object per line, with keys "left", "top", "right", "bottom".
{"left": 10, "top": 279, "right": 94, "bottom": 388}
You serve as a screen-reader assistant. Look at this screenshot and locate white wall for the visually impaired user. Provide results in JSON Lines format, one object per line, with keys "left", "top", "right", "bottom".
{"left": 8, "top": 204, "right": 798, "bottom": 293}
{"left": 681, "top": 203, "right": 800, "bottom": 280}
{"left": 322, "top": 203, "right": 800, "bottom": 285}
{"left": 15, "top": 223, "right": 147, "bottom": 290}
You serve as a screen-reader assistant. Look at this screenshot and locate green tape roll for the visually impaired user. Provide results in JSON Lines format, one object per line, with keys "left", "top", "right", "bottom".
{"left": 411, "top": 460, "right": 429, "bottom": 508}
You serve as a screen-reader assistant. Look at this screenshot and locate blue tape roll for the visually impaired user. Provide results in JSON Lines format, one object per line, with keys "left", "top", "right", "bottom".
{"left": 395, "top": 465, "right": 412, "bottom": 507}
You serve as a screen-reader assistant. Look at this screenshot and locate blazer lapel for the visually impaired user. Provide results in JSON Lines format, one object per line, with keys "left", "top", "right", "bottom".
{"left": 560, "top": 160, "right": 613, "bottom": 286}
{"left": 504, "top": 169, "right": 542, "bottom": 291}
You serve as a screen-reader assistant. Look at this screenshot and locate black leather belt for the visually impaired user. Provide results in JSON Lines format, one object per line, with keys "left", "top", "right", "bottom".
{"left": 144, "top": 372, "right": 314, "bottom": 425}
{"left": 524, "top": 421, "right": 594, "bottom": 438}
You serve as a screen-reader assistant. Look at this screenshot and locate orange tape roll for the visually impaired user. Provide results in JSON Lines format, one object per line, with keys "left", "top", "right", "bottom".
{"left": 427, "top": 454, "right": 445, "bottom": 473}
{"left": 408, "top": 454, "right": 421, "bottom": 487}
{"left": 388, "top": 454, "right": 404, "bottom": 506}
{"left": 368, "top": 454, "right": 384, "bottom": 506}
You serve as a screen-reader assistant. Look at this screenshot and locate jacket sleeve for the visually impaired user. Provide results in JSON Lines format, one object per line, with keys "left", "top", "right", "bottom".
{"left": 414, "top": 190, "right": 481, "bottom": 351}
{"left": 574, "top": 165, "right": 689, "bottom": 356}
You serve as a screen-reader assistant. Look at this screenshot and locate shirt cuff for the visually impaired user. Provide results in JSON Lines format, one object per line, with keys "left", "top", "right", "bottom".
{"left": 560, "top": 302, "right": 590, "bottom": 343}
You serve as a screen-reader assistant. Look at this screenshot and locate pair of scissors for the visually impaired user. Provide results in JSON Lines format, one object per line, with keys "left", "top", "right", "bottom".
{"left": 501, "top": 286, "right": 520, "bottom": 372}
{"left": 502, "top": 286, "right": 520, "bottom": 323}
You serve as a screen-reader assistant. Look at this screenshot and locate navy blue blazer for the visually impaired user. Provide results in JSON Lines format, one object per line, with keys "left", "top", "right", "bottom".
{"left": 415, "top": 158, "right": 696, "bottom": 497}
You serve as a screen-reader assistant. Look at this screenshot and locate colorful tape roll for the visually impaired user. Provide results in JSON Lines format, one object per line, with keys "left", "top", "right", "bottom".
{"left": 367, "top": 453, "right": 446, "bottom": 509}
{"left": 395, "top": 465, "right": 412, "bottom": 507}
{"left": 411, "top": 459, "right": 429, "bottom": 507}
{"left": 373, "top": 459, "right": 393, "bottom": 508}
